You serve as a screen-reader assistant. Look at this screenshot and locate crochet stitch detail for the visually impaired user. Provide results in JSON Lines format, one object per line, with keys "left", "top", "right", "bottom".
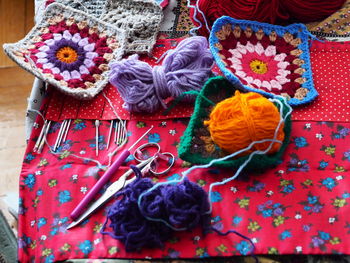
{"left": 209, "top": 16, "right": 318, "bottom": 106}
{"left": 100, "top": 0, "right": 163, "bottom": 54}
{"left": 3, "top": 3, "right": 127, "bottom": 100}
{"left": 47, "top": 0, "right": 107, "bottom": 18}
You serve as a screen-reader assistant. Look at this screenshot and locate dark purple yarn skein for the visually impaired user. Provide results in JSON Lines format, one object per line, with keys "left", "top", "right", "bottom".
{"left": 109, "top": 36, "right": 214, "bottom": 113}
{"left": 101, "top": 166, "right": 173, "bottom": 252}
{"left": 101, "top": 166, "right": 212, "bottom": 252}
{"left": 140, "top": 178, "right": 211, "bottom": 231}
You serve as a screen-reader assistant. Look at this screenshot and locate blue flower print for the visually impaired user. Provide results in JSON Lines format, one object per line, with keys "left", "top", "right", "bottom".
{"left": 60, "top": 163, "right": 72, "bottom": 170}
{"left": 25, "top": 153, "right": 35, "bottom": 163}
{"left": 148, "top": 133, "right": 161, "bottom": 143}
{"left": 23, "top": 174, "right": 36, "bottom": 190}
{"left": 37, "top": 217, "right": 47, "bottom": 229}
{"left": 282, "top": 184, "right": 295, "bottom": 193}
{"left": 294, "top": 137, "right": 308, "bottom": 148}
{"left": 342, "top": 192, "right": 350, "bottom": 199}
{"left": 36, "top": 189, "right": 43, "bottom": 196}
{"left": 50, "top": 227, "right": 58, "bottom": 236}
{"left": 88, "top": 135, "right": 107, "bottom": 150}
{"left": 73, "top": 120, "right": 86, "bottom": 131}
{"left": 273, "top": 203, "right": 281, "bottom": 208}
{"left": 236, "top": 240, "right": 251, "bottom": 255}
{"left": 44, "top": 254, "right": 55, "bottom": 263}
{"left": 79, "top": 240, "right": 93, "bottom": 255}
{"left": 308, "top": 196, "right": 317, "bottom": 204}
{"left": 212, "top": 216, "right": 222, "bottom": 223}
{"left": 210, "top": 191, "right": 222, "bottom": 202}
{"left": 304, "top": 206, "right": 311, "bottom": 211}
{"left": 321, "top": 177, "right": 337, "bottom": 190}
{"left": 342, "top": 150, "right": 350, "bottom": 161}
{"left": 318, "top": 160, "right": 329, "bottom": 170}
{"left": 262, "top": 209, "right": 273, "bottom": 218}
{"left": 318, "top": 231, "right": 330, "bottom": 240}
{"left": 18, "top": 198, "right": 26, "bottom": 215}
{"left": 280, "top": 230, "right": 292, "bottom": 240}
{"left": 232, "top": 216, "right": 242, "bottom": 225}
{"left": 58, "top": 190, "right": 72, "bottom": 204}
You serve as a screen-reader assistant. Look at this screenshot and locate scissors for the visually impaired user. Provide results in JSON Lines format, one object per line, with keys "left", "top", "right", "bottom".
{"left": 67, "top": 143, "right": 175, "bottom": 230}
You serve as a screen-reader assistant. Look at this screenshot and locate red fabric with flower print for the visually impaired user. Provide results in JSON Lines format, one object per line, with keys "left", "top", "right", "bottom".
{"left": 43, "top": 38, "right": 196, "bottom": 121}
{"left": 18, "top": 118, "right": 350, "bottom": 262}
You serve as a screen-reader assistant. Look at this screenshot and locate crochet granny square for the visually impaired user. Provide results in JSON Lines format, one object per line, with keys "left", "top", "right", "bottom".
{"left": 178, "top": 76, "right": 292, "bottom": 170}
{"left": 209, "top": 16, "right": 318, "bottom": 106}
{"left": 45, "top": 0, "right": 107, "bottom": 18}
{"left": 100, "top": 0, "right": 163, "bottom": 54}
{"left": 3, "top": 3, "right": 126, "bottom": 100}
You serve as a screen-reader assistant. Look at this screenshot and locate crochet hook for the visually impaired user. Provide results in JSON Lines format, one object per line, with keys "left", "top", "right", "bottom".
{"left": 66, "top": 158, "right": 154, "bottom": 230}
{"left": 95, "top": 120, "right": 100, "bottom": 156}
{"left": 69, "top": 125, "right": 154, "bottom": 221}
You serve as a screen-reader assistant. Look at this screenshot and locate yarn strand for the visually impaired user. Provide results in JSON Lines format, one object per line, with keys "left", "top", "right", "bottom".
{"left": 211, "top": 227, "right": 258, "bottom": 263}
{"left": 139, "top": 97, "right": 292, "bottom": 225}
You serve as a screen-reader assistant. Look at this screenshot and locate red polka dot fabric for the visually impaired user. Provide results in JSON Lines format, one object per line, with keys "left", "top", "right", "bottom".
{"left": 44, "top": 38, "right": 196, "bottom": 121}
{"left": 293, "top": 41, "right": 350, "bottom": 122}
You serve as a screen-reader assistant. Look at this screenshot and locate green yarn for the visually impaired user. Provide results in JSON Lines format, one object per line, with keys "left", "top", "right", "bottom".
{"left": 178, "top": 76, "right": 292, "bottom": 171}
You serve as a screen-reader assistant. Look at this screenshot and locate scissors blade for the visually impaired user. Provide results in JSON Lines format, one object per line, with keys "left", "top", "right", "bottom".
{"left": 66, "top": 158, "right": 154, "bottom": 230}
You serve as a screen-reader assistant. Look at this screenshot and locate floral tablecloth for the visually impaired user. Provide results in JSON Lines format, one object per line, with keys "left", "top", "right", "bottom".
{"left": 18, "top": 117, "right": 350, "bottom": 262}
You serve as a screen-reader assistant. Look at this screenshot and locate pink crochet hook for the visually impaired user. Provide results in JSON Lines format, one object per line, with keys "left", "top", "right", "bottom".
{"left": 70, "top": 125, "right": 154, "bottom": 221}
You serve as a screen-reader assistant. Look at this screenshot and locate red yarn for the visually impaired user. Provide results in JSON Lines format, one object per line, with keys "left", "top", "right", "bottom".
{"left": 191, "top": 0, "right": 346, "bottom": 36}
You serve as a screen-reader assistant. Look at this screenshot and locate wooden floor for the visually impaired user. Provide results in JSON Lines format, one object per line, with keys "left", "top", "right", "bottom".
{"left": 0, "top": 67, "right": 34, "bottom": 232}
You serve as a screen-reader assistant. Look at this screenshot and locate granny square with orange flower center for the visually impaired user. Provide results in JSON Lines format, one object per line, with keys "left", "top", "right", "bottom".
{"left": 3, "top": 3, "right": 126, "bottom": 99}
{"left": 209, "top": 17, "right": 318, "bottom": 106}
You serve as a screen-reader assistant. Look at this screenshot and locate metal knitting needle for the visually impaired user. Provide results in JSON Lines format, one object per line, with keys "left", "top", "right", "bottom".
{"left": 116, "top": 120, "right": 122, "bottom": 145}
{"left": 123, "top": 120, "right": 127, "bottom": 142}
{"left": 106, "top": 120, "right": 113, "bottom": 150}
{"left": 62, "top": 119, "right": 71, "bottom": 143}
{"left": 53, "top": 120, "right": 65, "bottom": 151}
{"left": 114, "top": 119, "right": 118, "bottom": 144}
{"left": 33, "top": 120, "right": 47, "bottom": 152}
{"left": 37, "top": 121, "right": 51, "bottom": 154}
{"left": 56, "top": 120, "right": 68, "bottom": 151}
{"left": 95, "top": 120, "right": 100, "bottom": 156}
{"left": 120, "top": 120, "right": 127, "bottom": 144}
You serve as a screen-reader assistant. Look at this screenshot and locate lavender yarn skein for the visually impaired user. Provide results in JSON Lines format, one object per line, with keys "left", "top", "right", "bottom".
{"left": 109, "top": 36, "right": 214, "bottom": 113}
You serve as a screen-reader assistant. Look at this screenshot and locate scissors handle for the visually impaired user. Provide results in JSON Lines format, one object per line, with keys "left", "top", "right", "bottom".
{"left": 70, "top": 149, "right": 130, "bottom": 221}
{"left": 67, "top": 158, "right": 155, "bottom": 230}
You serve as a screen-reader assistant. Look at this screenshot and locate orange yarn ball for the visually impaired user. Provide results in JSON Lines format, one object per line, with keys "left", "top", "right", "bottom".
{"left": 204, "top": 90, "right": 285, "bottom": 156}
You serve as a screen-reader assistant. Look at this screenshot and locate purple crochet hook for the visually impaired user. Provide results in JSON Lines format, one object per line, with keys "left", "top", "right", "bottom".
{"left": 70, "top": 125, "right": 154, "bottom": 221}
